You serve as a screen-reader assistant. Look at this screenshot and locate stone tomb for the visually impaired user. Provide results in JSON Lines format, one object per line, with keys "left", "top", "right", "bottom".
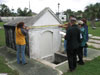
{"left": 28, "top": 8, "right": 63, "bottom": 59}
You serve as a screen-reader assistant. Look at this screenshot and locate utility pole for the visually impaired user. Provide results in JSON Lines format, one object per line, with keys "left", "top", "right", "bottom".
{"left": 11, "top": 6, "right": 14, "bottom": 20}
{"left": 58, "top": 3, "right": 60, "bottom": 18}
{"left": 29, "top": 0, "right": 30, "bottom": 10}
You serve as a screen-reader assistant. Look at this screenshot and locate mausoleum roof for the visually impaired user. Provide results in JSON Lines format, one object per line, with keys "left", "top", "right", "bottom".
{"left": 4, "top": 7, "right": 63, "bottom": 27}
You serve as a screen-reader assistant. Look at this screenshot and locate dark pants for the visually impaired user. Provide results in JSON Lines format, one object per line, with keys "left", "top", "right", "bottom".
{"left": 66, "top": 48, "right": 77, "bottom": 71}
{"left": 77, "top": 46, "right": 84, "bottom": 63}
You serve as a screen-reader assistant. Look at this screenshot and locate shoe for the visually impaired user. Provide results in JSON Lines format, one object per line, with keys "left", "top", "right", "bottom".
{"left": 84, "top": 56, "right": 87, "bottom": 57}
{"left": 78, "top": 62, "right": 84, "bottom": 65}
{"left": 23, "top": 63, "right": 27, "bottom": 65}
{"left": 67, "top": 69, "right": 75, "bottom": 72}
{"left": 20, "top": 61, "right": 22, "bottom": 64}
{"left": 17, "top": 61, "right": 22, "bottom": 64}
{"left": 77, "top": 61, "right": 80, "bottom": 63}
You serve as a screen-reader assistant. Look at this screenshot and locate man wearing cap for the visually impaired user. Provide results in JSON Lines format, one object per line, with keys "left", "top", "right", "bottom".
{"left": 66, "top": 18, "right": 81, "bottom": 72}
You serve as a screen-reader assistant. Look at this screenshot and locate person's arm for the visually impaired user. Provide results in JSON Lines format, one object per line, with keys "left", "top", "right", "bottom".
{"left": 59, "top": 24, "right": 68, "bottom": 28}
{"left": 84, "top": 29, "right": 87, "bottom": 43}
{"left": 78, "top": 29, "right": 82, "bottom": 43}
{"left": 84, "top": 25, "right": 88, "bottom": 42}
{"left": 21, "top": 28, "right": 28, "bottom": 36}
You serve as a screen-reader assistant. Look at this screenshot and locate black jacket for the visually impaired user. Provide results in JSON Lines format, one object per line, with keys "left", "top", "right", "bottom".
{"left": 66, "top": 24, "right": 81, "bottom": 50}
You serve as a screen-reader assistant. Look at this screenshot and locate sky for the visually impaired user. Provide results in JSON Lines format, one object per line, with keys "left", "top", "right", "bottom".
{"left": 0, "top": 0, "right": 100, "bottom": 13}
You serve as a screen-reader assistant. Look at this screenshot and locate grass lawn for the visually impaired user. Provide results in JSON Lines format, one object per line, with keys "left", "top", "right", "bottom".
{"left": 63, "top": 56, "right": 100, "bottom": 75}
{"left": 88, "top": 27, "right": 100, "bottom": 36}
{"left": 87, "top": 21, "right": 100, "bottom": 27}
{"left": 0, "top": 29, "right": 5, "bottom": 46}
{"left": 0, "top": 22, "right": 5, "bottom": 47}
{"left": 0, "top": 22, "right": 5, "bottom": 27}
{"left": 88, "top": 21, "right": 100, "bottom": 36}
{"left": 0, "top": 56, "right": 19, "bottom": 75}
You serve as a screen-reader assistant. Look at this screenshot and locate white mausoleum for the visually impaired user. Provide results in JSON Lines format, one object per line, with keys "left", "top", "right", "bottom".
{"left": 29, "top": 7, "right": 62, "bottom": 59}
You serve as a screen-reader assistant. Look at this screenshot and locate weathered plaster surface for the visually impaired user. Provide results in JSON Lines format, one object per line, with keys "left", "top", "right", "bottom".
{"left": 29, "top": 28, "right": 61, "bottom": 59}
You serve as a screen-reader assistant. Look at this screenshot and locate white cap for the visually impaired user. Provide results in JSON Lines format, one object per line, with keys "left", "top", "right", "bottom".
{"left": 70, "top": 17, "right": 77, "bottom": 21}
{"left": 78, "top": 20, "right": 84, "bottom": 25}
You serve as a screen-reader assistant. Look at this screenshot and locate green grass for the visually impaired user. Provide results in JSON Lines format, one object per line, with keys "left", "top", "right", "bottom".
{"left": 63, "top": 56, "right": 100, "bottom": 75}
{"left": 0, "top": 22, "right": 5, "bottom": 47}
{"left": 87, "top": 21, "right": 100, "bottom": 36}
{"left": 0, "top": 29, "right": 5, "bottom": 47}
{"left": 95, "top": 21, "right": 100, "bottom": 27}
{"left": 0, "top": 56, "right": 19, "bottom": 75}
{"left": 88, "top": 27, "right": 100, "bottom": 36}
{"left": 0, "top": 22, "right": 5, "bottom": 27}
{"left": 87, "top": 21, "right": 100, "bottom": 27}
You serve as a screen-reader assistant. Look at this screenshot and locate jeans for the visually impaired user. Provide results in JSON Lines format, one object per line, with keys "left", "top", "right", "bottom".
{"left": 84, "top": 48, "right": 87, "bottom": 57}
{"left": 16, "top": 45, "right": 26, "bottom": 64}
{"left": 64, "top": 40, "right": 67, "bottom": 51}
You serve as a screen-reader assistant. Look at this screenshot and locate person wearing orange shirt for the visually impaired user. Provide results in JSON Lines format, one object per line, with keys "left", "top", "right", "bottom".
{"left": 15, "top": 22, "right": 29, "bottom": 65}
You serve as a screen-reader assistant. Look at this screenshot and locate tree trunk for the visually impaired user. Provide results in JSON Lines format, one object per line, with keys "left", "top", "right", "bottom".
{"left": 91, "top": 20, "right": 96, "bottom": 29}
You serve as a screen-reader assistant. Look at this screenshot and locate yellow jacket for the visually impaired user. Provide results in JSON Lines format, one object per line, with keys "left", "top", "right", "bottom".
{"left": 15, "top": 27, "right": 26, "bottom": 45}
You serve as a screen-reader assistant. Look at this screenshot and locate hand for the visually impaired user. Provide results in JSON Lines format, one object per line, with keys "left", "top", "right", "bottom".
{"left": 25, "top": 27, "right": 30, "bottom": 30}
{"left": 59, "top": 25, "right": 62, "bottom": 27}
{"left": 58, "top": 25, "right": 63, "bottom": 27}
{"left": 23, "top": 26, "right": 26, "bottom": 29}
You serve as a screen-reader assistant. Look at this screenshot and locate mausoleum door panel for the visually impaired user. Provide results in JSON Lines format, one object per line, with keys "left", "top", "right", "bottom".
{"left": 39, "top": 31, "right": 53, "bottom": 58}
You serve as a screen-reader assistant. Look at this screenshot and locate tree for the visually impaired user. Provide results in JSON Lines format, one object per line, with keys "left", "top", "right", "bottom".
{"left": 11, "top": 8, "right": 17, "bottom": 16}
{"left": 95, "top": 3, "right": 100, "bottom": 19}
{"left": 84, "top": 3, "right": 100, "bottom": 28}
{"left": 27, "top": 9, "right": 33, "bottom": 16}
{"left": 75, "top": 10, "right": 83, "bottom": 20}
{"left": 64, "top": 9, "right": 75, "bottom": 21}
{"left": 17, "top": 7, "right": 32, "bottom": 16}
{"left": 0, "top": 4, "right": 11, "bottom": 16}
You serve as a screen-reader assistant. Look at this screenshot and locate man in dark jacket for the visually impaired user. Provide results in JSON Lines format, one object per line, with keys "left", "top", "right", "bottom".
{"left": 66, "top": 18, "right": 81, "bottom": 72}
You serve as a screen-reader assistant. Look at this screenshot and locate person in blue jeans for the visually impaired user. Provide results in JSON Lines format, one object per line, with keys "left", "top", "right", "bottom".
{"left": 59, "top": 23, "right": 70, "bottom": 53}
{"left": 15, "top": 22, "right": 29, "bottom": 65}
{"left": 82, "top": 18, "right": 88, "bottom": 57}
